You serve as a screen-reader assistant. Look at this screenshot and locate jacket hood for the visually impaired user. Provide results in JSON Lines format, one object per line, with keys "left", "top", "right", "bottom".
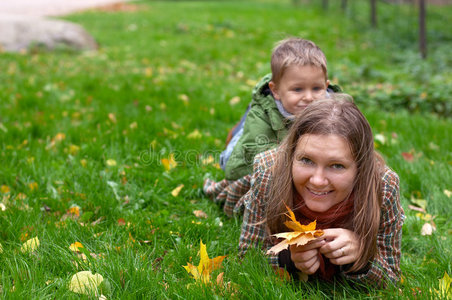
{"left": 251, "top": 73, "right": 273, "bottom": 103}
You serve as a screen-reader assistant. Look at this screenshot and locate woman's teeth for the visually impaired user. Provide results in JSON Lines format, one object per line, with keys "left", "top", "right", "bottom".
{"left": 310, "top": 189, "right": 330, "bottom": 196}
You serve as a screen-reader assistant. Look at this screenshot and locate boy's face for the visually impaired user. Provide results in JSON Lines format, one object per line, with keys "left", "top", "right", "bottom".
{"left": 269, "top": 65, "right": 329, "bottom": 115}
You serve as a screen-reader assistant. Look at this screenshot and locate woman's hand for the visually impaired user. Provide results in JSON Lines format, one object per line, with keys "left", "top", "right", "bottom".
{"left": 289, "top": 239, "right": 325, "bottom": 274}
{"left": 319, "top": 228, "right": 359, "bottom": 265}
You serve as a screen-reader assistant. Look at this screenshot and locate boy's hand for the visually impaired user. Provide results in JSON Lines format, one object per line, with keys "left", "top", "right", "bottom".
{"left": 289, "top": 239, "right": 325, "bottom": 274}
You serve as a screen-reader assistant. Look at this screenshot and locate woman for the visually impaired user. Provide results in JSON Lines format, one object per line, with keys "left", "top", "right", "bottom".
{"left": 238, "top": 97, "right": 405, "bottom": 286}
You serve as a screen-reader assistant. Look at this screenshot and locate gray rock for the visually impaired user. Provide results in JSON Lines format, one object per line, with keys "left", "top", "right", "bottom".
{"left": 0, "top": 14, "right": 98, "bottom": 52}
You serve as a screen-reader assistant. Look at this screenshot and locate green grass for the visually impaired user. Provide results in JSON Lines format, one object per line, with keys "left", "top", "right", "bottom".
{"left": 0, "top": 0, "right": 451, "bottom": 298}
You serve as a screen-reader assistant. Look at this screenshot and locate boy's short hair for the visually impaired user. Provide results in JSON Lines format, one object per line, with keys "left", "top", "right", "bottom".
{"left": 271, "top": 37, "right": 328, "bottom": 85}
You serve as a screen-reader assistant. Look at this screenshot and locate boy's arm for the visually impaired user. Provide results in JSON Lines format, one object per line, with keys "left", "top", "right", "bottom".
{"left": 225, "top": 108, "right": 279, "bottom": 180}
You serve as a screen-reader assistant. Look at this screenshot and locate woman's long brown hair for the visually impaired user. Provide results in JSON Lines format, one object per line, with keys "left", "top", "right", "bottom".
{"left": 266, "top": 95, "right": 383, "bottom": 273}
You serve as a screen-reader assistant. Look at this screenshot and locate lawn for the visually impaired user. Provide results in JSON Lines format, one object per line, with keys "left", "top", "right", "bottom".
{"left": 0, "top": 0, "right": 451, "bottom": 298}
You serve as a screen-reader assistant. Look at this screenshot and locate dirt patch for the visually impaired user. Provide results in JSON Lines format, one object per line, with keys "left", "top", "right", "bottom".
{"left": 88, "top": 3, "right": 145, "bottom": 12}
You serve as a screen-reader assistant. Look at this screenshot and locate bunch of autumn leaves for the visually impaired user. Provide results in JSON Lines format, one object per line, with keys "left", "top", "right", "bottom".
{"left": 184, "top": 205, "right": 324, "bottom": 285}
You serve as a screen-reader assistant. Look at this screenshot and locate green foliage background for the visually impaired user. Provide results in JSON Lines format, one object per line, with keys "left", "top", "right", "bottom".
{"left": 0, "top": 0, "right": 451, "bottom": 298}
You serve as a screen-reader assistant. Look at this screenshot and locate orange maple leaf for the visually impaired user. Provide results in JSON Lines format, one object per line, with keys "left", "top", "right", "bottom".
{"left": 67, "top": 205, "right": 81, "bottom": 217}
{"left": 183, "top": 240, "right": 226, "bottom": 284}
{"left": 267, "top": 205, "right": 324, "bottom": 255}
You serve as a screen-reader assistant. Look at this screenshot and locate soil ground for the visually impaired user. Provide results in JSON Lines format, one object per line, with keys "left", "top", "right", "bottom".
{"left": 0, "top": 0, "right": 128, "bottom": 17}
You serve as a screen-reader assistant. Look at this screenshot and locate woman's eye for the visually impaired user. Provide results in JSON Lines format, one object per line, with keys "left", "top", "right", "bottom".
{"left": 300, "top": 157, "right": 313, "bottom": 165}
{"left": 293, "top": 88, "right": 302, "bottom": 92}
{"left": 331, "top": 164, "right": 345, "bottom": 170}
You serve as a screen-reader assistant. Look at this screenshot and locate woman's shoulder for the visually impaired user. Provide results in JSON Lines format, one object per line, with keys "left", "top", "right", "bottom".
{"left": 380, "top": 165, "right": 403, "bottom": 216}
{"left": 381, "top": 165, "right": 400, "bottom": 189}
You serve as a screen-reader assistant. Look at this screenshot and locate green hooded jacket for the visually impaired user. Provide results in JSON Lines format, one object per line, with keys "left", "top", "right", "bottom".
{"left": 224, "top": 73, "right": 341, "bottom": 180}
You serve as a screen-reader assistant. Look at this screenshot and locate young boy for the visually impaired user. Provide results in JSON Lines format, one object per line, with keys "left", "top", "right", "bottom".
{"left": 204, "top": 37, "right": 341, "bottom": 216}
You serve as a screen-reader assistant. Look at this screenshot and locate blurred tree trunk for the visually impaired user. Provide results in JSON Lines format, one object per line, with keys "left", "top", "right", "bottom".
{"left": 323, "top": 0, "right": 328, "bottom": 10}
{"left": 419, "top": 0, "right": 427, "bottom": 58}
{"left": 341, "top": 0, "right": 347, "bottom": 11}
{"left": 370, "top": 0, "right": 377, "bottom": 27}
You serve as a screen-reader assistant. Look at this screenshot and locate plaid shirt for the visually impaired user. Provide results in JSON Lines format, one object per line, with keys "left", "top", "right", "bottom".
{"left": 238, "top": 148, "right": 405, "bottom": 285}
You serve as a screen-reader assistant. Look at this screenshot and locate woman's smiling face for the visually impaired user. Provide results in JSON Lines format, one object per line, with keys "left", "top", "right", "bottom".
{"left": 291, "top": 134, "right": 357, "bottom": 212}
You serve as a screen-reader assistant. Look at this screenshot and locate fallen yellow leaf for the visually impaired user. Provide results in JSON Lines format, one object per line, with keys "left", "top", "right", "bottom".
{"left": 267, "top": 205, "right": 323, "bottom": 255}
{"left": 20, "top": 232, "right": 29, "bottom": 242}
{"left": 178, "top": 94, "right": 189, "bottom": 103}
{"left": 0, "top": 242, "right": 3, "bottom": 253}
{"left": 183, "top": 240, "right": 226, "bottom": 284}
{"left": 106, "top": 159, "right": 117, "bottom": 167}
{"left": 68, "top": 144, "right": 80, "bottom": 155}
{"left": 80, "top": 159, "right": 87, "bottom": 168}
{"left": 54, "top": 133, "right": 66, "bottom": 142}
{"left": 229, "top": 96, "right": 240, "bottom": 106}
{"left": 28, "top": 182, "right": 38, "bottom": 191}
{"left": 69, "top": 242, "right": 84, "bottom": 252}
{"left": 145, "top": 67, "right": 153, "bottom": 77}
{"left": 45, "top": 133, "right": 66, "bottom": 150}
{"left": 201, "top": 155, "right": 214, "bottom": 165}
{"left": 444, "top": 190, "right": 452, "bottom": 198}
{"left": 438, "top": 272, "right": 452, "bottom": 298}
{"left": 432, "top": 271, "right": 452, "bottom": 298}
{"left": 67, "top": 205, "right": 81, "bottom": 217}
{"left": 108, "top": 113, "right": 117, "bottom": 124}
{"left": 161, "top": 154, "right": 177, "bottom": 171}
{"left": 246, "top": 79, "right": 257, "bottom": 87}
{"left": 216, "top": 272, "right": 224, "bottom": 286}
{"left": 1, "top": 185, "right": 10, "bottom": 194}
{"left": 68, "top": 271, "right": 103, "bottom": 295}
{"left": 193, "top": 210, "right": 208, "bottom": 219}
{"left": 410, "top": 197, "right": 427, "bottom": 211}
{"left": 128, "top": 232, "right": 136, "bottom": 244}
{"left": 77, "top": 253, "right": 88, "bottom": 261}
{"left": 187, "top": 129, "right": 202, "bottom": 139}
{"left": 21, "top": 236, "right": 40, "bottom": 254}
{"left": 16, "top": 193, "right": 27, "bottom": 200}
{"left": 416, "top": 213, "right": 434, "bottom": 222}
{"left": 171, "top": 184, "right": 184, "bottom": 197}
{"left": 420, "top": 223, "right": 436, "bottom": 236}
{"left": 374, "top": 133, "right": 386, "bottom": 145}
{"left": 150, "top": 139, "right": 157, "bottom": 149}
